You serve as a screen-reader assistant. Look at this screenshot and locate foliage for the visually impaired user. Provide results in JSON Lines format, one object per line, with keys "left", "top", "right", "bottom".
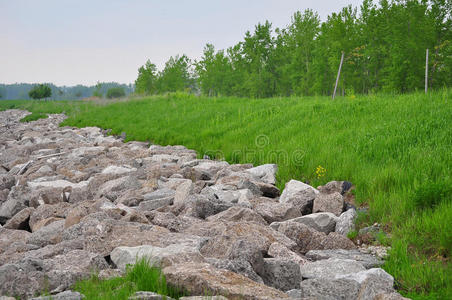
{"left": 28, "top": 84, "right": 52, "bottom": 100}
{"left": 20, "top": 112, "right": 48, "bottom": 122}
{"left": 136, "top": 0, "right": 452, "bottom": 97}
{"left": 74, "top": 258, "right": 187, "bottom": 300}
{"left": 93, "top": 82, "right": 103, "bottom": 98}
{"left": 106, "top": 87, "right": 126, "bottom": 99}
{"left": 135, "top": 60, "right": 158, "bottom": 95}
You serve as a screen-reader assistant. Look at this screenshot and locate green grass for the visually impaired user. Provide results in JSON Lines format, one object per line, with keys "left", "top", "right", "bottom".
{"left": 1, "top": 89, "right": 451, "bottom": 299}
{"left": 19, "top": 112, "right": 49, "bottom": 122}
{"left": 73, "top": 258, "right": 187, "bottom": 300}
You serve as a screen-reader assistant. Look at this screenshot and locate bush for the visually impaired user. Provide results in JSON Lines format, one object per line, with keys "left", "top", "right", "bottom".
{"left": 29, "top": 84, "right": 52, "bottom": 100}
{"left": 106, "top": 87, "right": 126, "bottom": 99}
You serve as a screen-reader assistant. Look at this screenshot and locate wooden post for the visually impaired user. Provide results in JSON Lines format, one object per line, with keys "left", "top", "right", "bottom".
{"left": 333, "top": 51, "right": 344, "bottom": 100}
{"left": 425, "top": 48, "right": 429, "bottom": 94}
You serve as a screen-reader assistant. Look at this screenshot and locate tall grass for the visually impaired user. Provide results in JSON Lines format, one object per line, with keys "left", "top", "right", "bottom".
{"left": 73, "top": 258, "right": 186, "bottom": 300}
{"left": 1, "top": 89, "right": 451, "bottom": 298}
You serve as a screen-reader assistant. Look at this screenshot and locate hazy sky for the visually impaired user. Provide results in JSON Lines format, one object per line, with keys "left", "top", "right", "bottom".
{"left": 1, "top": 0, "right": 362, "bottom": 86}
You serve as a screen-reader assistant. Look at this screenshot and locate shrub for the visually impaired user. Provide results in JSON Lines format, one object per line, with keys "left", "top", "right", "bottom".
{"left": 106, "top": 87, "right": 126, "bottom": 99}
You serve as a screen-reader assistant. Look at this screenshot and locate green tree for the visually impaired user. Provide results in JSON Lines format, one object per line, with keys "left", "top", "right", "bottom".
{"left": 135, "top": 60, "right": 158, "bottom": 94}
{"left": 106, "top": 87, "right": 126, "bottom": 99}
{"left": 157, "top": 55, "right": 193, "bottom": 93}
{"left": 93, "top": 82, "right": 103, "bottom": 98}
{"left": 28, "top": 84, "right": 52, "bottom": 100}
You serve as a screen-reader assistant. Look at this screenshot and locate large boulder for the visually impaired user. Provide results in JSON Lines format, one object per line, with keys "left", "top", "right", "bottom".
{"left": 336, "top": 208, "right": 357, "bottom": 235}
{"left": 110, "top": 244, "right": 205, "bottom": 271}
{"left": 271, "top": 212, "right": 338, "bottom": 234}
{"left": 206, "top": 206, "right": 267, "bottom": 225}
{"left": 306, "top": 249, "right": 383, "bottom": 269}
{"left": 206, "top": 258, "right": 263, "bottom": 283}
{"left": 26, "top": 219, "right": 65, "bottom": 247}
{"left": 313, "top": 192, "right": 344, "bottom": 216}
{"left": 261, "top": 258, "right": 302, "bottom": 291}
{"left": 279, "top": 180, "right": 319, "bottom": 215}
{"left": 163, "top": 262, "right": 290, "bottom": 300}
{"left": 245, "top": 164, "right": 278, "bottom": 185}
{"left": 250, "top": 197, "right": 301, "bottom": 223}
{"left": 299, "top": 258, "right": 366, "bottom": 279}
{"left": 0, "top": 227, "right": 31, "bottom": 253}
{"left": 3, "top": 207, "right": 34, "bottom": 230}
{"left": 299, "top": 277, "right": 361, "bottom": 299}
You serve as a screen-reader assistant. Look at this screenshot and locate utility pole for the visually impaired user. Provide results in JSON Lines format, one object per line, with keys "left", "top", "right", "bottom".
{"left": 425, "top": 49, "right": 429, "bottom": 94}
{"left": 333, "top": 51, "right": 344, "bottom": 100}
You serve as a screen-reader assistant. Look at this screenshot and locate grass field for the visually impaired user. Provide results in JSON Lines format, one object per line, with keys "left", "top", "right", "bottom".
{"left": 1, "top": 90, "right": 451, "bottom": 299}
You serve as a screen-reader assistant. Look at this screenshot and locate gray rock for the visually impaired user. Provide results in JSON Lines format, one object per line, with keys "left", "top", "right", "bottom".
{"left": 206, "top": 206, "right": 267, "bottom": 225}
{"left": 206, "top": 258, "right": 263, "bottom": 283}
{"left": 286, "top": 289, "right": 302, "bottom": 299}
{"left": 27, "top": 219, "right": 65, "bottom": 247}
{"left": 183, "top": 194, "right": 232, "bottom": 219}
{"left": 299, "top": 258, "right": 366, "bottom": 280}
{"left": 193, "top": 161, "right": 229, "bottom": 180}
{"left": 251, "top": 197, "right": 301, "bottom": 223}
{"left": 30, "top": 290, "right": 84, "bottom": 300}
{"left": 0, "top": 186, "right": 29, "bottom": 224}
{"left": 110, "top": 244, "right": 204, "bottom": 271}
{"left": 306, "top": 249, "right": 383, "bottom": 269}
{"left": 338, "top": 268, "right": 396, "bottom": 300}
{"left": 299, "top": 277, "right": 361, "bottom": 300}
{"left": 246, "top": 164, "right": 278, "bottom": 185}
{"left": 0, "top": 174, "right": 15, "bottom": 190}
{"left": 284, "top": 212, "right": 338, "bottom": 234}
{"left": 279, "top": 180, "right": 319, "bottom": 215}
{"left": 318, "top": 180, "right": 353, "bottom": 195}
{"left": 180, "top": 297, "right": 228, "bottom": 300}
{"left": 174, "top": 180, "right": 194, "bottom": 205}
{"left": 129, "top": 291, "right": 175, "bottom": 300}
{"left": 3, "top": 206, "right": 34, "bottom": 230}
{"left": 313, "top": 192, "right": 344, "bottom": 216}
{"left": 262, "top": 258, "right": 302, "bottom": 291}
{"left": 102, "top": 165, "right": 137, "bottom": 175}
{"left": 138, "top": 197, "right": 173, "bottom": 211}
{"left": 267, "top": 242, "right": 308, "bottom": 265}
{"left": 335, "top": 208, "right": 357, "bottom": 235}
{"left": 27, "top": 179, "right": 89, "bottom": 190}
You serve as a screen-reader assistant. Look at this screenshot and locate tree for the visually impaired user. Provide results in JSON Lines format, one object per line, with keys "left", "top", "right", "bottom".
{"left": 106, "top": 87, "right": 126, "bottom": 99}
{"left": 156, "top": 55, "right": 193, "bottom": 93}
{"left": 93, "top": 82, "right": 103, "bottom": 98}
{"left": 28, "top": 84, "right": 52, "bottom": 100}
{"left": 135, "top": 60, "right": 158, "bottom": 94}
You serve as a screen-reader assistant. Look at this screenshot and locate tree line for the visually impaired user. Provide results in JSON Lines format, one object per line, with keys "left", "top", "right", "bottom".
{"left": 136, "top": 0, "right": 451, "bottom": 97}
{"left": 0, "top": 82, "right": 133, "bottom": 100}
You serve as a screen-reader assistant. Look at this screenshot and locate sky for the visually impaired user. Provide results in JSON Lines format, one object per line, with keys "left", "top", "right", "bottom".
{"left": 0, "top": 0, "right": 362, "bottom": 86}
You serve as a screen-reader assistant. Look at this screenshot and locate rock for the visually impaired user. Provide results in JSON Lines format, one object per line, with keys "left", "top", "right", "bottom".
{"left": 29, "top": 203, "right": 71, "bottom": 231}
{"left": 317, "top": 180, "right": 353, "bottom": 195}
{"left": 261, "top": 258, "right": 302, "bottom": 291}
{"left": 0, "top": 174, "right": 15, "bottom": 190}
{"left": 30, "top": 290, "right": 84, "bottom": 300}
{"left": 206, "top": 206, "right": 267, "bottom": 225}
{"left": 313, "top": 192, "right": 344, "bottom": 216}
{"left": 110, "top": 244, "right": 205, "bottom": 271}
{"left": 245, "top": 164, "right": 278, "bottom": 185}
{"left": 97, "top": 176, "right": 141, "bottom": 200}
{"left": 277, "top": 221, "right": 324, "bottom": 253}
{"left": 279, "top": 180, "right": 319, "bottom": 215}
{"left": 3, "top": 207, "right": 34, "bottom": 230}
{"left": 338, "top": 268, "right": 396, "bottom": 300}
{"left": 286, "top": 289, "right": 302, "bottom": 299}
{"left": 0, "top": 187, "right": 29, "bottom": 224}
{"left": 306, "top": 249, "right": 383, "bottom": 269}
{"left": 321, "top": 232, "right": 356, "bottom": 250}
{"left": 0, "top": 296, "right": 16, "bottom": 300}
{"left": 250, "top": 197, "right": 301, "bottom": 223}
{"left": 206, "top": 258, "right": 263, "bottom": 283}
{"left": 255, "top": 181, "right": 280, "bottom": 198}
{"left": 163, "top": 262, "right": 290, "bottom": 300}
{"left": 27, "top": 219, "right": 65, "bottom": 247}
{"left": 277, "top": 212, "right": 338, "bottom": 234}
{"left": 27, "top": 179, "right": 89, "bottom": 190}
{"left": 129, "top": 291, "right": 176, "bottom": 300}
{"left": 0, "top": 227, "right": 31, "bottom": 253}
{"left": 174, "top": 180, "right": 194, "bottom": 205}
{"left": 335, "top": 208, "right": 357, "bottom": 235}
{"left": 69, "top": 146, "right": 105, "bottom": 158}
{"left": 374, "top": 292, "right": 411, "bottom": 300}
{"left": 193, "top": 161, "right": 229, "bottom": 180}
{"left": 299, "top": 258, "right": 366, "bottom": 279}
{"left": 121, "top": 211, "right": 150, "bottom": 224}
{"left": 267, "top": 242, "right": 308, "bottom": 265}
{"left": 138, "top": 197, "right": 173, "bottom": 211}
{"left": 102, "top": 165, "right": 137, "bottom": 175}
{"left": 299, "top": 277, "right": 361, "bottom": 300}
{"left": 182, "top": 194, "right": 232, "bottom": 219}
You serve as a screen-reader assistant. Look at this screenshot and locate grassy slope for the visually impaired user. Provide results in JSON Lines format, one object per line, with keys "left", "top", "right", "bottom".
{"left": 1, "top": 91, "right": 451, "bottom": 299}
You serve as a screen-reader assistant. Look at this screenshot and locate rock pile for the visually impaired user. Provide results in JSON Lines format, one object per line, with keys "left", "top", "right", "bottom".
{"left": 0, "top": 110, "right": 408, "bottom": 300}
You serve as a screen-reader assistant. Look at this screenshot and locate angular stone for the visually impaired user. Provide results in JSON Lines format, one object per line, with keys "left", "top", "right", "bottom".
{"left": 338, "top": 268, "right": 396, "bottom": 300}
{"left": 267, "top": 242, "right": 308, "bottom": 265}
{"left": 111, "top": 244, "right": 205, "bottom": 271}
{"left": 251, "top": 197, "right": 301, "bottom": 223}
{"left": 206, "top": 258, "right": 263, "bottom": 283}
{"left": 138, "top": 197, "right": 173, "bottom": 211}
{"left": 299, "top": 258, "right": 366, "bottom": 280}
{"left": 3, "top": 207, "right": 34, "bottom": 230}
{"left": 336, "top": 208, "right": 357, "bottom": 235}
{"left": 206, "top": 206, "right": 267, "bottom": 225}
{"left": 30, "top": 203, "right": 71, "bottom": 231}
{"left": 180, "top": 297, "right": 228, "bottom": 300}
{"left": 163, "top": 262, "right": 290, "bottom": 300}
{"left": 246, "top": 164, "right": 278, "bottom": 185}
{"left": 30, "top": 290, "right": 84, "bottom": 300}
{"left": 262, "top": 258, "right": 302, "bottom": 291}
{"left": 279, "top": 180, "right": 319, "bottom": 215}
{"left": 286, "top": 289, "right": 302, "bottom": 299}
{"left": 306, "top": 249, "right": 383, "bottom": 269}
{"left": 174, "top": 180, "right": 194, "bottom": 205}
{"left": 27, "top": 219, "right": 65, "bottom": 247}
{"left": 313, "top": 192, "right": 344, "bottom": 216}
{"left": 299, "top": 278, "right": 360, "bottom": 299}
{"left": 318, "top": 180, "right": 353, "bottom": 195}
{"left": 0, "top": 227, "right": 31, "bottom": 253}
{"left": 101, "top": 165, "right": 137, "bottom": 175}
{"left": 279, "top": 212, "right": 338, "bottom": 234}
{"left": 27, "top": 179, "right": 89, "bottom": 190}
